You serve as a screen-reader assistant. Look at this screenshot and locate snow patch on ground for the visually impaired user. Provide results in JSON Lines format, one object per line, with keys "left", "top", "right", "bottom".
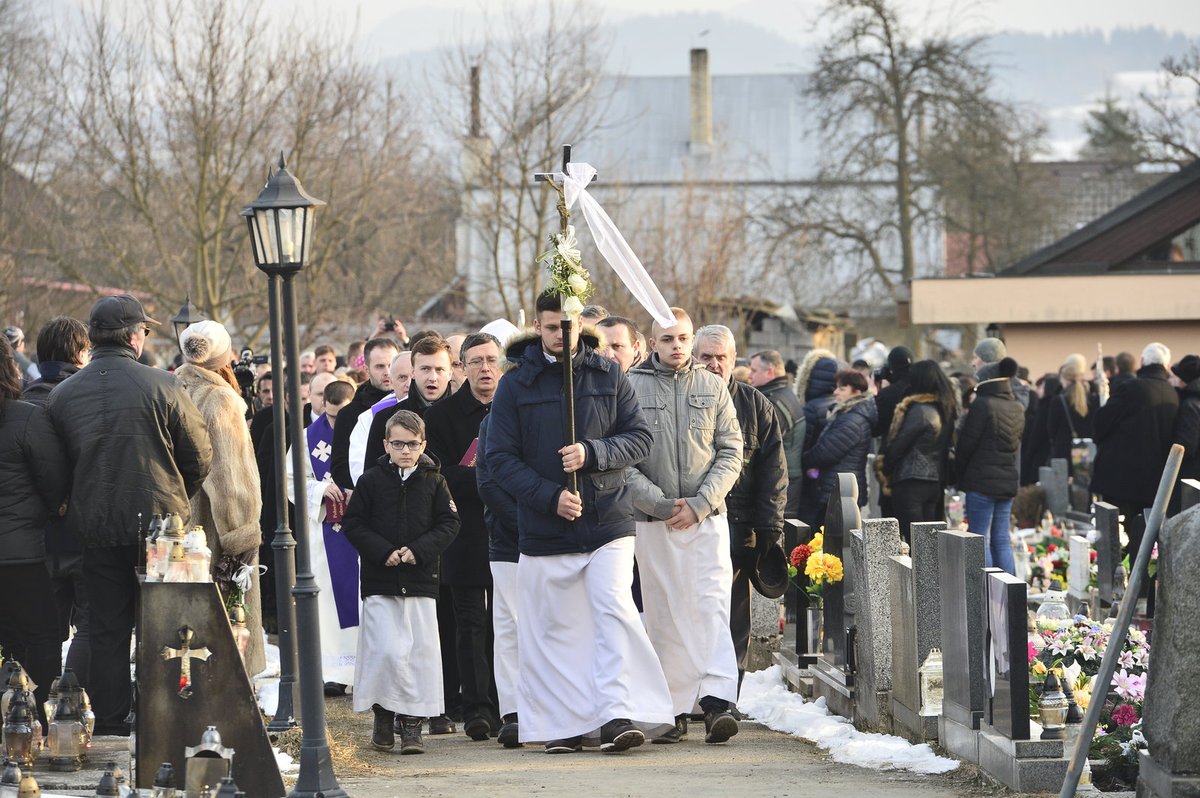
{"left": 255, "top": 636, "right": 281, "bottom": 717}
{"left": 739, "top": 666, "right": 959, "bottom": 775}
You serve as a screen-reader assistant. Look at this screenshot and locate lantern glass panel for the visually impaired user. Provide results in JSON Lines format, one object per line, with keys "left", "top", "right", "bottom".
{"left": 301, "top": 207, "right": 315, "bottom": 264}
{"left": 254, "top": 209, "right": 278, "bottom": 264}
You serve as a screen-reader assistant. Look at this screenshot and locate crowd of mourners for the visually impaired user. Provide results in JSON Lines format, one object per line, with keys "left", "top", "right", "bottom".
{"left": 1, "top": 297, "right": 1197, "bottom": 757}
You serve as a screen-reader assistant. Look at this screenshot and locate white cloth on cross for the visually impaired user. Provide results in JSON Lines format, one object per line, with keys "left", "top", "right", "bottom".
{"left": 561, "top": 162, "right": 675, "bottom": 329}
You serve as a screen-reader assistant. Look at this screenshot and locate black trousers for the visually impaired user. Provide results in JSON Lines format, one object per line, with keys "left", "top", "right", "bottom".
{"left": 0, "top": 563, "right": 62, "bottom": 727}
{"left": 729, "top": 525, "right": 757, "bottom": 694}
{"left": 451, "top": 584, "right": 498, "bottom": 726}
{"left": 83, "top": 545, "right": 139, "bottom": 734}
{"left": 438, "top": 583, "right": 460, "bottom": 717}
{"left": 47, "top": 549, "right": 91, "bottom": 684}
{"left": 891, "top": 479, "right": 944, "bottom": 544}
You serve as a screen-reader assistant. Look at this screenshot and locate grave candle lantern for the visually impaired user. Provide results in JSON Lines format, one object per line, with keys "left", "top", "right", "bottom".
{"left": 0, "top": 761, "right": 21, "bottom": 798}
{"left": 153, "top": 761, "right": 178, "bottom": 797}
{"left": 3, "top": 693, "right": 35, "bottom": 768}
{"left": 918, "top": 647, "right": 945, "bottom": 716}
{"left": 1038, "top": 670, "right": 1068, "bottom": 740}
{"left": 48, "top": 672, "right": 84, "bottom": 772}
{"left": 16, "top": 774, "right": 38, "bottom": 797}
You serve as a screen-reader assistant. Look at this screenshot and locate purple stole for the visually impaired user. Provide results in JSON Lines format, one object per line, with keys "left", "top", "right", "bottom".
{"left": 308, "top": 414, "right": 360, "bottom": 628}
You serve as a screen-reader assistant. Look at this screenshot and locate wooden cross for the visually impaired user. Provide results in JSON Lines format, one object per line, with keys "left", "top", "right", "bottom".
{"left": 533, "top": 145, "right": 597, "bottom": 497}
{"left": 161, "top": 625, "right": 212, "bottom": 699}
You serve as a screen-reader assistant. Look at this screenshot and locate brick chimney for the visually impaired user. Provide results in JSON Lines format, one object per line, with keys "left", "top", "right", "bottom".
{"left": 689, "top": 48, "right": 712, "bottom": 155}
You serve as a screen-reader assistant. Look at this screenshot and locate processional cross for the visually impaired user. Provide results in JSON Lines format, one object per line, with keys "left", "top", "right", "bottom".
{"left": 534, "top": 145, "right": 595, "bottom": 497}
{"left": 161, "top": 625, "right": 212, "bottom": 699}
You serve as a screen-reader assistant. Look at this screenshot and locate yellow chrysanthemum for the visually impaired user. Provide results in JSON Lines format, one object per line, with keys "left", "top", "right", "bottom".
{"left": 824, "top": 554, "right": 844, "bottom": 583}
{"left": 811, "top": 532, "right": 824, "bottom": 552}
{"left": 805, "top": 553, "right": 828, "bottom": 583}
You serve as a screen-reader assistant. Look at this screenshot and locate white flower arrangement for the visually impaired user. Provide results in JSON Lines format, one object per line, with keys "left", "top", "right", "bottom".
{"left": 537, "top": 224, "right": 593, "bottom": 314}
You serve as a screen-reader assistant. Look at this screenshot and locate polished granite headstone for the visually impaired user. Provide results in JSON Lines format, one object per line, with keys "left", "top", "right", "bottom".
{"left": 937, "top": 529, "right": 987, "bottom": 762}
{"left": 1095, "top": 502, "right": 1122, "bottom": 609}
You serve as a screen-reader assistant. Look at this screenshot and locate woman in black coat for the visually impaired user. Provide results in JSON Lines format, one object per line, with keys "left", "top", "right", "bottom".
{"left": 1045, "top": 355, "right": 1098, "bottom": 478}
{"left": 803, "top": 369, "right": 877, "bottom": 528}
{"left": 0, "top": 337, "right": 69, "bottom": 725}
{"left": 879, "top": 360, "right": 958, "bottom": 543}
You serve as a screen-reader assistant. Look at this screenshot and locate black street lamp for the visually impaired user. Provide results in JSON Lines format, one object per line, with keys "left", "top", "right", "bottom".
{"left": 242, "top": 154, "right": 344, "bottom": 798}
{"left": 169, "top": 296, "right": 207, "bottom": 353}
{"left": 985, "top": 322, "right": 1004, "bottom": 342}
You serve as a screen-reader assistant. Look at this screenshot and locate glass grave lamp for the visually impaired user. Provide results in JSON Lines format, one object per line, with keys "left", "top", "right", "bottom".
{"left": 241, "top": 154, "right": 325, "bottom": 276}
{"left": 918, "top": 647, "right": 945, "bottom": 717}
{"left": 42, "top": 676, "right": 60, "bottom": 739}
{"left": 0, "top": 762, "right": 21, "bottom": 798}
{"left": 48, "top": 670, "right": 84, "bottom": 772}
{"left": 214, "top": 776, "right": 240, "bottom": 798}
{"left": 3, "top": 693, "right": 35, "bottom": 769}
{"left": 152, "top": 761, "right": 178, "bottom": 798}
{"left": 93, "top": 768, "right": 119, "bottom": 797}
{"left": 170, "top": 296, "right": 207, "bottom": 354}
{"left": 229, "top": 605, "right": 252, "bottom": 663}
{"left": 1036, "top": 579, "right": 1072, "bottom": 632}
{"left": 1, "top": 665, "right": 28, "bottom": 728}
{"left": 16, "top": 774, "right": 38, "bottom": 798}
{"left": 184, "top": 725, "right": 234, "bottom": 797}
{"left": 1038, "top": 670, "right": 1068, "bottom": 740}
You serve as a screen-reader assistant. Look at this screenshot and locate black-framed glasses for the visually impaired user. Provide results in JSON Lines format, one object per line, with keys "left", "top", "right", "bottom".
{"left": 387, "top": 439, "right": 424, "bottom": 451}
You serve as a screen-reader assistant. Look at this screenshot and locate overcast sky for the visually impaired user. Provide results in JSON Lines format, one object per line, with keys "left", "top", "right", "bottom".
{"left": 330, "top": 0, "right": 1200, "bottom": 40}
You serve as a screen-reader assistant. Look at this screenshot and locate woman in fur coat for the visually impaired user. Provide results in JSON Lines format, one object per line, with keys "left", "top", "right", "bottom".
{"left": 175, "top": 320, "right": 266, "bottom": 676}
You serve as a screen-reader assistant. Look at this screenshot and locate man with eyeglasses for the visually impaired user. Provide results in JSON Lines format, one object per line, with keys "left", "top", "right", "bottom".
{"left": 424, "top": 332, "right": 505, "bottom": 741}
{"left": 48, "top": 293, "right": 213, "bottom": 735}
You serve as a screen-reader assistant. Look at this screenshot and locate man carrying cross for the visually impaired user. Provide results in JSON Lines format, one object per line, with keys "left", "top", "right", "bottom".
{"left": 484, "top": 289, "right": 674, "bottom": 753}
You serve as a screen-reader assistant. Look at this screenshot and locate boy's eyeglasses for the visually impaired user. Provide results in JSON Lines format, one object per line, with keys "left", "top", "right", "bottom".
{"left": 387, "top": 439, "right": 423, "bottom": 451}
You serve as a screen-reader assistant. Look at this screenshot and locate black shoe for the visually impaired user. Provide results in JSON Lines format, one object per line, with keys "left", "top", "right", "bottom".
{"left": 371, "top": 705, "right": 395, "bottom": 752}
{"left": 323, "top": 682, "right": 348, "bottom": 697}
{"left": 398, "top": 715, "right": 425, "bottom": 754}
{"left": 497, "top": 714, "right": 522, "bottom": 748}
{"left": 544, "top": 735, "right": 583, "bottom": 754}
{"left": 600, "top": 719, "right": 645, "bottom": 753}
{"left": 652, "top": 714, "right": 687, "bottom": 744}
{"left": 703, "top": 710, "right": 739, "bottom": 744}
{"left": 464, "top": 716, "right": 492, "bottom": 741}
{"left": 428, "top": 714, "right": 456, "bottom": 735}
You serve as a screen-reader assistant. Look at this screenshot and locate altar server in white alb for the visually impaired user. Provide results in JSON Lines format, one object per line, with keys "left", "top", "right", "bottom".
{"left": 342, "top": 409, "right": 460, "bottom": 755}
{"left": 626, "top": 306, "right": 744, "bottom": 744}
{"left": 485, "top": 290, "right": 674, "bottom": 754}
{"left": 286, "top": 378, "right": 360, "bottom": 693}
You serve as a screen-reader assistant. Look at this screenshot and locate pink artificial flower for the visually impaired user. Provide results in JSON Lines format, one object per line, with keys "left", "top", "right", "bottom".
{"left": 1111, "top": 703, "right": 1140, "bottom": 727}
{"left": 1028, "top": 642, "right": 1038, "bottom": 664}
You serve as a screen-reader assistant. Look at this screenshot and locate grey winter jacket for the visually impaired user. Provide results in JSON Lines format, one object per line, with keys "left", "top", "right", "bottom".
{"left": 626, "top": 354, "right": 743, "bottom": 523}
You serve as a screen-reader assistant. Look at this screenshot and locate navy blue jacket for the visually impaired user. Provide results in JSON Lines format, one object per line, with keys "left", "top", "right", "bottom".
{"left": 486, "top": 335, "right": 652, "bottom": 557}
{"left": 476, "top": 413, "right": 519, "bottom": 563}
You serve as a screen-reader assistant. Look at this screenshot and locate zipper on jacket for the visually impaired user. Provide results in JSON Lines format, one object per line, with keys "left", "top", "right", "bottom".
{"left": 675, "top": 368, "right": 684, "bottom": 499}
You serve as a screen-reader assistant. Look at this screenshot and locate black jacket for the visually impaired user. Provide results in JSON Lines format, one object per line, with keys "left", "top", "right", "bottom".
{"left": 956, "top": 377, "right": 1025, "bottom": 498}
{"left": 873, "top": 372, "right": 912, "bottom": 439}
{"left": 1175, "top": 378, "right": 1200, "bottom": 483}
{"left": 362, "top": 383, "right": 447, "bottom": 480}
{"left": 1092, "top": 364, "right": 1180, "bottom": 506}
{"left": 757, "top": 376, "right": 804, "bottom": 478}
{"left": 487, "top": 335, "right": 651, "bottom": 557}
{"left": 330, "top": 380, "right": 390, "bottom": 490}
{"left": 20, "top": 361, "right": 79, "bottom": 408}
{"left": 476, "top": 413, "right": 519, "bottom": 564}
{"left": 342, "top": 453, "right": 460, "bottom": 600}
{"left": 725, "top": 379, "right": 787, "bottom": 539}
{"left": 48, "top": 345, "right": 212, "bottom": 547}
{"left": 805, "top": 394, "right": 878, "bottom": 509}
{"left": 1046, "top": 390, "right": 1098, "bottom": 464}
{"left": 0, "top": 400, "right": 69, "bottom": 565}
{"left": 882, "top": 394, "right": 952, "bottom": 486}
{"left": 424, "top": 382, "right": 491, "bottom": 587}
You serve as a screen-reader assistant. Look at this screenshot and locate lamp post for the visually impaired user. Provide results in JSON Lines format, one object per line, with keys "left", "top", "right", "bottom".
{"left": 241, "top": 154, "right": 344, "bottom": 798}
{"left": 985, "top": 322, "right": 1003, "bottom": 342}
{"left": 168, "top": 297, "right": 207, "bottom": 354}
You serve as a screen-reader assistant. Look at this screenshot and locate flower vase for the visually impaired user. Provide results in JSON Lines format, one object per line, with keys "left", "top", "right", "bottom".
{"left": 805, "top": 600, "right": 824, "bottom": 656}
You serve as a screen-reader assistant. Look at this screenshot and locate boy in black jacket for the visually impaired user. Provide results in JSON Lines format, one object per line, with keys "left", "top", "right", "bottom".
{"left": 343, "top": 409, "right": 460, "bottom": 754}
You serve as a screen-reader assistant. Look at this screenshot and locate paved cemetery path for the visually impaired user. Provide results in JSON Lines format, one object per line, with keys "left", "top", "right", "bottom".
{"left": 332, "top": 717, "right": 1031, "bottom": 798}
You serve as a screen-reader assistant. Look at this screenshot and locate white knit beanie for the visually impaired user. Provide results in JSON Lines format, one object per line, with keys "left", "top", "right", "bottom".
{"left": 180, "top": 320, "right": 233, "bottom": 370}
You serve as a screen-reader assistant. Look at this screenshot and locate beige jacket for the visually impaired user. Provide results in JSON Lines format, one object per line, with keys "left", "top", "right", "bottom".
{"left": 625, "top": 354, "right": 743, "bottom": 522}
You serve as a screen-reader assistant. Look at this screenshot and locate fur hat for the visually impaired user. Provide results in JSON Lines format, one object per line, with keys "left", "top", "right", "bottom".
{"left": 1172, "top": 354, "right": 1200, "bottom": 384}
{"left": 974, "top": 337, "right": 1006, "bottom": 364}
{"left": 180, "top": 320, "right": 233, "bottom": 370}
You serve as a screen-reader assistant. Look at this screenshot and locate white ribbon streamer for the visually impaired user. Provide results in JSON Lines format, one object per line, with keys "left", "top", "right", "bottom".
{"left": 561, "top": 162, "right": 675, "bottom": 329}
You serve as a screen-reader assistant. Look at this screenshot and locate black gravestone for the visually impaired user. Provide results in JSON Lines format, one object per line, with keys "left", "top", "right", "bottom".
{"left": 983, "top": 570, "right": 1030, "bottom": 741}
{"left": 136, "top": 581, "right": 284, "bottom": 796}
{"left": 821, "top": 473, "right": 861, "bottom": 675}
{"left": 1094, "top": 501, "right": 1122, "bottom": 608}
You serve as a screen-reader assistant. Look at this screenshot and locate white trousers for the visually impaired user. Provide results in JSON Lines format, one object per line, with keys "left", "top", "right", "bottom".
{"left": 352, "top": 595, "right": 443, "bottom": 717}
{"left": 490, "top": 560, "right": 520, "bottom": 718}
{"left": 516, "top": 537, "right": 674, "bottom": 742}
{"left": 636, "top": 516, "right": 739, "bottom": 714}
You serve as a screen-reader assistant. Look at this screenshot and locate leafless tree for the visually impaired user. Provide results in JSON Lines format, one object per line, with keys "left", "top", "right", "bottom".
{"left": 1135, "top": 43, "right": 1200, "bottom": 163}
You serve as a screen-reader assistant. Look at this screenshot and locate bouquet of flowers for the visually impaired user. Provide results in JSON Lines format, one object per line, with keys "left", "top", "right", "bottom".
{"left": 787, "top": 531, "right": 844, "bottom": 602}
{"left": 537, "top": 225, "right": 593, "bottom": 316}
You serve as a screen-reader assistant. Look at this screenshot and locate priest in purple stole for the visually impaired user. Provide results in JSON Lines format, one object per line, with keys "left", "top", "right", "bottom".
{"left": 287, "top": 391, "right": 360, "bottom": 688}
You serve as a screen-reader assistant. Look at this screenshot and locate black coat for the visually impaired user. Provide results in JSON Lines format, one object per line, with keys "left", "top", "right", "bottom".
{"left": 0, "top": 400, "right": 69, "bottom": 565}
{"left": 1175, "top": 378, "right": 1200, "bottom": 483}
{"left": 329, "top": 380, "right": 390, "bottom": 490}
{"left": 757, "top": 376, "right": 804, "bottom": 478}
{"left": 805, "top": 394, "right": 877, "bottom": 509}
{"left": 725, "top": 379, "right": 787, "bottom": 541}
{"left": 873, "top": 372, "right": 912, "bottom": 439}
{"left": 424, "top": 382, "right": 491, "bottom": 587}
{"left": 487, "top": 335, "right": 651, "bottom": 557}
{"left": 48, "top": 345, "right": 212, "bottom": 547}
{"left": 20, "top": 361, "right": 79, "bottom": 408}
{"left": 342, "top": 453, "right": 460, "bottom": 600}
{"left": 956, "top": 377, "right": 1025, "bottom": 499}
{"left": 1091, "top": 364, "right": 1180, "bottom": 507}
{"left": 1046, "top": 390, "right": 1098, "bottom": 463}
{"left": 476, "top": 413, "right": 519, "bottom": 564}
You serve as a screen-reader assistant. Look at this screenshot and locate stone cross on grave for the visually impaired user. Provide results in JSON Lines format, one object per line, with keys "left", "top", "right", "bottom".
{"left": 161, "top": 625, "right": 212, "bottom": 699}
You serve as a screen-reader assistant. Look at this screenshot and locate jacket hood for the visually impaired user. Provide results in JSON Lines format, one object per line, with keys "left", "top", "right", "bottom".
{"left": 975, "top": 376, "right": 1015, "bottom": 400}
{"left": 830, "top": 392, "right": 877, "bottom": 425}
{"left": 796, "top": 349, "right": 839, "bottom": 402}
